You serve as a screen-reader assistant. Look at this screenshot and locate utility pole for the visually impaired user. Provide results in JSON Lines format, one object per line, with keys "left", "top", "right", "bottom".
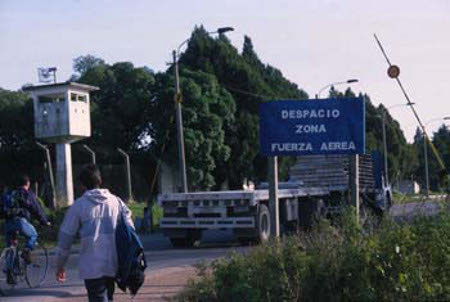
{"left": 173, "top": 50, "right": 188, "bottom": 193}
{"left": 171, "top": 27, "right": 234, "bottom": 193}
{"left": 382, "top": 112, "right": 389, "bottom": 185}
{"left": 423, "top": 133, "right": 430, "bottom": 197}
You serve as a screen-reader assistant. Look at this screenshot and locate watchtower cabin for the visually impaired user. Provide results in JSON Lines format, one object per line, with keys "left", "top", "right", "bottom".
{"left": 24, "top": 82, "right": 98, "bottom": 143}
{"left": 24, "top": 82, "right": 99, "bottom": 206}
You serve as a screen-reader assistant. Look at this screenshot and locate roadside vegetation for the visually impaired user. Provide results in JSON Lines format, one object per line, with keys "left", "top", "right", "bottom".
{"left": 176, "top": 207, "right": 450, "bottom": 302}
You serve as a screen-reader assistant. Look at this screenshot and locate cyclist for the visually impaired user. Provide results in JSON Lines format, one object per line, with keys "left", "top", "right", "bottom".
{"left": 1, "top": 174, "right": 50, "bottom": 267}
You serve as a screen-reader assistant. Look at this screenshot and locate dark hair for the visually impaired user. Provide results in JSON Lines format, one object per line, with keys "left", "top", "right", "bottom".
{"left": 15, "top": 174, "right": 30, "bottom": 187}
{"left": 79, "top": 164, "right": 102, "bottom": 190}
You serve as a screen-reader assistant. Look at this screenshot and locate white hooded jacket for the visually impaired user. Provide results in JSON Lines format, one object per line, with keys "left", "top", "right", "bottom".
{"left": 56, "top": 189, "right": 134, "bottom": 280}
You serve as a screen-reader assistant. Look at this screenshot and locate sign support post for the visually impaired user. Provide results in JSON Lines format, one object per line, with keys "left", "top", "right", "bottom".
{"left": 349, "top": 154, "right": 360, "bottom": 223}
{"left": 268, "top": 156, "right": 280, "bottom": 238}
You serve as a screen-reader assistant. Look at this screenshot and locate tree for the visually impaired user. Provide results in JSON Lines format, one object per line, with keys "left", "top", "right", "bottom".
{"left": 179, "top": 27, "right": 308, "bottom": 188}
{"left": 0, "top": 88, "right": 43, "bottom": 187}
{"left": 72, "top": 55, "right": 106, "bottom": 80}
{"left": 76, "top": 61, "right": 156, "bottom": 153}
{"left": 429, "top": 125, "right": 450, "bottom": 190}
{"left": 151, "top": 69, "right": 236, "bottom": 190}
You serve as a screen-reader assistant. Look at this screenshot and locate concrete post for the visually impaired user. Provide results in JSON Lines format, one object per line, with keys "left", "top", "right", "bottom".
{"left": 118, "top": 148, "right": 132, "bottom": 202}
{"left": 83, "top": 144, "right": 96, "bottom": 164}
{"left": 56, "top": 143, "right": 74, "bottom": 206}
{"left": 36, "top": 142, "right": 56, "bottom": 209}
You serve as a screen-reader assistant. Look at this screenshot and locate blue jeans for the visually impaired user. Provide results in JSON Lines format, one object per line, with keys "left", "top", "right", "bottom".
{"left": 5, "top": 217, "right": 38, "bottom": 250}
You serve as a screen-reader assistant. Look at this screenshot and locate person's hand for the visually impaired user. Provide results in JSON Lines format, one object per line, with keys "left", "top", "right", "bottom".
{"left": 56, "top": 267, "right": 66, "bottom": 283}
{"left": 41, "top": 220, "right": 51, "bottom": 226}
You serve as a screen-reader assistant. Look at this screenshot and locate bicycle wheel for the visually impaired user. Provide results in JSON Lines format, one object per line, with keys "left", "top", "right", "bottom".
{"left": 0, "top": 248, "right": 17, "bottom": 296}
{"left": 25, "top": 244, "right": 48, "bottom": 288}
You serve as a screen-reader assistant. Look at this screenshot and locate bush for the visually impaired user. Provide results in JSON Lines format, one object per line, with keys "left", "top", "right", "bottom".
{"left": 176, "top": 208, "right": 450, "bottom": 302}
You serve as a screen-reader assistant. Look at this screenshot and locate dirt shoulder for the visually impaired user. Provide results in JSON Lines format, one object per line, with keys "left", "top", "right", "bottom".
{"left": 59, "top": 266, "right": 197, "bottom": 302}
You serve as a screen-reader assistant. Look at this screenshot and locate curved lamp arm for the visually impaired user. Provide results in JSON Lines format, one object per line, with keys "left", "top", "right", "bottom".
{"left": 316, "top": 79, "right": 358, "bottom": 99}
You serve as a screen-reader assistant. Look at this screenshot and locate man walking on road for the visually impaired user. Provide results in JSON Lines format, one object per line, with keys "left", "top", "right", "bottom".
{"left": 55, "top": 164, "right": 134, "bottom": 302}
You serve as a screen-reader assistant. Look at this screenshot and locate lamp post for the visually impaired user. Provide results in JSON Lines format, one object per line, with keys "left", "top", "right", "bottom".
{"left": 423, "top": 116, "right": 450, "bottom": 197}
{"left": 316, "top": 79, "right": 359, "bottom": 99}
{"left": 380, "top": 103, "right": 415, "bottom": 185}
{"left": 173, "top": 27, "right": 234, "bottom": 193}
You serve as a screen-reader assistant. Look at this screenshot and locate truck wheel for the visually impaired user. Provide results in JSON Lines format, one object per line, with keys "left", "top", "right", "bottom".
{"left": 170, "top": 230, "right": 201, "bottom": 248}
{"left": 170, "top": 238, "right": 188, "bottom": 248}
{"left": 257, "top": 204, "right": 271, "bottom": 242}
{"left": 187, "top": 230, "right": 202, "bottom": 246}
{"left": 386, "top": 192, "right": 392, "bottom": 209}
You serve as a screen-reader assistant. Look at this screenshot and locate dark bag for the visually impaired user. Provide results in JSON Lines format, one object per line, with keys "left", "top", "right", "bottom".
{"left": 0, "top": 193, "right": 7, "bottom": 219}
{"left": 0, "top": 190, "right": 25, "bottom": 219}
{"left": 115, "top": 200, "right": 147, "bottom": 296}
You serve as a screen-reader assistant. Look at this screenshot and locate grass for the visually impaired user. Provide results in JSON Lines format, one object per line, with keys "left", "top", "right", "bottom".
{"left": 126, "top": 200, "right": 163, "bottom": 230}
{"left": 176, "top": 206, "right": 450, "bottom": 302}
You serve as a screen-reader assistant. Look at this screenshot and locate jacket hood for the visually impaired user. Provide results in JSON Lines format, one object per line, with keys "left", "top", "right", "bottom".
{"left": 82, "top": 189, "right": 114, "bottom": 204}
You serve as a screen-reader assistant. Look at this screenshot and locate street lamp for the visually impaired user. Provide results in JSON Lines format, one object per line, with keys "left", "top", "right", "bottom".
{"left": 173, "top": 27, "right": 234, "bottom": 193}
{"left": 316, "top": 79, "right": 359, "bottom": 99}
{"left": 379, "top": 103, "right": 414, "bottom": 186}
{"left": 423, "top": 116, "right": 450, "bottom": 197}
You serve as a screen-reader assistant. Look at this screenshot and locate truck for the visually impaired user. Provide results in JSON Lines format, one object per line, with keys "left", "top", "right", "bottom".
{"left": 158, "top": 153, "right": 391, "bottom": 247}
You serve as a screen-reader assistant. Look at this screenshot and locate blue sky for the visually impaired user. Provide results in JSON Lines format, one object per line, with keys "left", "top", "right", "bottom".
{"left": 1, "top": 0, "right": 450, "bottom": 141}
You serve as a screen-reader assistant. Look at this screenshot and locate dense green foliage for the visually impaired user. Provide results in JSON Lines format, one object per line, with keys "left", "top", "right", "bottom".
{"left": 178, "top": 27, "right": 308, "bottom": 188}
{"left": 77, "top": 61, "right": 156, "bottom": 151}
{"left": 0, "top": 88, "right": 43, "bottom": 185}
{"left": 177, "top": 210, "right": 450, "bottom": 302}
{"left": 413, "top": 125, "right": 450, "bottom": 191}
{"left": 151, "top": 69, "right": 236, "bottom": 189}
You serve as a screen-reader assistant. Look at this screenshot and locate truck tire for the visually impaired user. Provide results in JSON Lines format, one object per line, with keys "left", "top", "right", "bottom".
{"left": 170, "top": 230, "right": 201, "bottom": 248}
{"left": 170, "top": 238, "right": 189, "bottom": 248}
{"left": 298, "top": 198, "right": 325, "bottom": 228}
{"left": 257, "top": 204, "right": 271, "bottom": 242}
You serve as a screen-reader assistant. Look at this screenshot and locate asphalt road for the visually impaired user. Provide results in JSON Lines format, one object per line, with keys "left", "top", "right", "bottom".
{"left": 1, "top": 199, "right": 447, "bottom": 301}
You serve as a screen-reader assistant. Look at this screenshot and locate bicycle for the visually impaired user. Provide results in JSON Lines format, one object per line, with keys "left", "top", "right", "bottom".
{"left": 0, "top": 231, "right": 49, "bottom": 296}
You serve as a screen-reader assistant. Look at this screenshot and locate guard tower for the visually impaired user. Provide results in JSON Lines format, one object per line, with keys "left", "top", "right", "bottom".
{"left": 24, "top": 82, "right": 99, "bottom": 206}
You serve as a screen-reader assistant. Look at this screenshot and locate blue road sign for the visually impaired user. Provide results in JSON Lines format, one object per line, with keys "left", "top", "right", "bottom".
{"left": 259, "top": 97, "right": 365, "bottom": 156}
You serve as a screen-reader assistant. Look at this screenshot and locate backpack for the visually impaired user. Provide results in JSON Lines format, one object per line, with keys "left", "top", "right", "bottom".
{"left": 115, "top": 200, "right": 147, "bottom": 296}
{"left": 0, "top": 190, "right": 25, "bottom": 219}
{"left": 0, "top": 193, "right": 6, "bottom": 219}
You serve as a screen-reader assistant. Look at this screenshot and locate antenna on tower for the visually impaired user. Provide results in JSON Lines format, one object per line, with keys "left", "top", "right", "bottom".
{"left": 37, "top": 67, "right": 57, "bottom": 83}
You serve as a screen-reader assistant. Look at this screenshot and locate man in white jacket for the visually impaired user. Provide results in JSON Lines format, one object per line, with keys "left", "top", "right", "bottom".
{"left": 56, "top": 164, "right": 134, "bottom": 302}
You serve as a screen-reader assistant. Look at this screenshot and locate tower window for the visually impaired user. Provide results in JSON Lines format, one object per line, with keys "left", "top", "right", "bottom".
{"left": 70, "top": 93, "right": 87, "bottom": 102}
